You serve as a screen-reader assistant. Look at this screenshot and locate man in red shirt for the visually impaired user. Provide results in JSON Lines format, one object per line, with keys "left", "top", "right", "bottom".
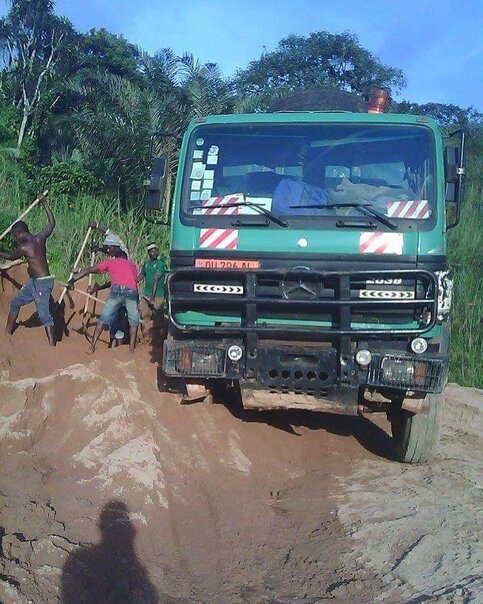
{"left": 69, "top": 239, "right": 140, "bottom": 353}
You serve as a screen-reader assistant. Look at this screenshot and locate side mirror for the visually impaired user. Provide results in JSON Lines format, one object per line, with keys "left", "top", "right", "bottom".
{"left": 144, "top": 156, "right": 167, "bottom": 211}
{"left": 444, "top": 146, "right": 458, "bottom": 187}
{"left": 143, "top": 131, "right": 180, "bottom": 225}
{"left": 444, "top": 131, "right": 465, "bottom": 230}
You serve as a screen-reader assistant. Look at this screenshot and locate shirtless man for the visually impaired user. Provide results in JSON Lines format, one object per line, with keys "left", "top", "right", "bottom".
{"left": 0, "top": 194, "right": 56, "bottom": 346}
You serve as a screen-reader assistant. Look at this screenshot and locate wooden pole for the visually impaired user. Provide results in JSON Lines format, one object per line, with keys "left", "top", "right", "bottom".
{"left": 0, "top": 258, "right": 26, "bottom": 271}
{"left": 58, "top": 281, "right": 104, "bottom": 305}
{"left": 58, "top": 226, "right": 93, "bottom": 304}
{"left": 82, "top": 241, "right": 97, "bottom": 326}
{"left": 0, "top": 190, "right": 49, "bottom": 242}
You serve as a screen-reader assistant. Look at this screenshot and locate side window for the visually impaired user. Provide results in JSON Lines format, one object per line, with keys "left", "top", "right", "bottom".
{"left": 360, "top": 162, "right": 407, "bottom": 188}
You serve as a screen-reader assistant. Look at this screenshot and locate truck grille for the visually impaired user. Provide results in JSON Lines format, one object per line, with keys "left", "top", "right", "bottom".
{"left": 168, "top": 268, "right": 437, "bottom": 337}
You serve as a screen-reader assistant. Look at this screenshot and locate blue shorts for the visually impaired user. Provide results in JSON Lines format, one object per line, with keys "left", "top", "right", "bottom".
{"left": 99, "top": 285, "right": 140, "bottom": 327}
{"left": 10, "top": 277, "right": 55, "bottom": 327}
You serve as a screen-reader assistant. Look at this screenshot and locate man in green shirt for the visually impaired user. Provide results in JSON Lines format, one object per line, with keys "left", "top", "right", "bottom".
{"left": 139, "top": 243, "right": 166, "bottom": 339}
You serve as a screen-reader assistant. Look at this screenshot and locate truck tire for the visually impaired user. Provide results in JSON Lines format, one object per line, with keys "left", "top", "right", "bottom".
{"left": 390, "top": 392, "right": 445, "bottom": 464}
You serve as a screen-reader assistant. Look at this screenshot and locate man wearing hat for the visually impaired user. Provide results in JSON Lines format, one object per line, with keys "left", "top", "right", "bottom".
{"left": 88, "top": 221, "right": 129, "bottom": 256}
{"left": 139, "top": 243, "right": 166, "bottom": 340}
{"left": 68, "top": 241, "right": 140, "bottom": 354}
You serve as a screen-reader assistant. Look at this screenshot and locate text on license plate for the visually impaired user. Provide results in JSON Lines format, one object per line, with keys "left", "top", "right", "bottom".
{"left": 195, "top": 259, "right": 260, "bottom": 269}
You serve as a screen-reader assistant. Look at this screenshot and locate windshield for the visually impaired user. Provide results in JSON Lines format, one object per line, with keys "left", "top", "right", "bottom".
{"left": 182, "top": 123, "right": 435, "bottom": 227}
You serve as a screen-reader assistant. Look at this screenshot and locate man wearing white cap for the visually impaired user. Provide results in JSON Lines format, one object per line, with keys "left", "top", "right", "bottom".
{"left": 88, "top": 220, "right": 129, "bottom": 256}
{"left": 68, "top": 243, "right": 140, "bottom": 354}
{"left": 139, "top": 243, "right": 166, "bottom": 339}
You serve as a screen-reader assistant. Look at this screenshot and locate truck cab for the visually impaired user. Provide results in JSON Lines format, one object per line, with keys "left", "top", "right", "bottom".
{"left": 145, "top": 102, "right": 465, "bottom": 463}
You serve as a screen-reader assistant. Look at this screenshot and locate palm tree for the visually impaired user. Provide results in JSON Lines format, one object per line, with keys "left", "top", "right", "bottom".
{"left": 178, "top": 53, "right": 235, "bottom": 118}
{"left": 68, "top": 51, "right": 237, "bottom": 205}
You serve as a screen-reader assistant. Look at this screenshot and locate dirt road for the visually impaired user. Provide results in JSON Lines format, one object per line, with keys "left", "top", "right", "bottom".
{"left": 0, "top": 269, "right": 482, "bottom": 603}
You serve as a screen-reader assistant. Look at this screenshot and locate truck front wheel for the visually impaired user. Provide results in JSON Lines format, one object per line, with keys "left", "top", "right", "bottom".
{"left": 389, "top": 392, "right": 445, "bottom": 464}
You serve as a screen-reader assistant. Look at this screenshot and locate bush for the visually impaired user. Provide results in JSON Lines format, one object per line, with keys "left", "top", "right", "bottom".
{"left": 0, "top": 209, "right": 19, "bottom": 253}
{"left": 448, "top": 179, "right": 483, "bottom": 387}
{"left": 36, "top": 160, "right": 105, "bottom": 197}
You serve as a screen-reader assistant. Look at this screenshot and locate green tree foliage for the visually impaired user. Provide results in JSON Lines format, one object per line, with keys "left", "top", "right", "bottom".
{"left": 68, "top": 72, "right": 155, "bottom": 204}
{"left": 391, "top": 100, "right": 483, "bottom": 188}
{"left": 0, "top": 101, "right": 19, "bottom": 147}
{"left": 76, "top": 28, "right": 142, "bottom": 82}
{"left": 178, "top": 53, "right": 235, "bottom": 118}
{"left": 234, "top": 31, "right": 405, "bottom": 110}
{"left": 391, "top": 100, "right": 482, "bottom": 129}
{"left": 34, "top": 28, "right": 144, "bottom": 164}
{"left": 36, "top": 159, "right": 104, "bottom": 197}
{"left": 0, "top": 0, "right": 75, "bottom": 150}
{"left": 65, "top": 49, "right": 235, "bottom": 204}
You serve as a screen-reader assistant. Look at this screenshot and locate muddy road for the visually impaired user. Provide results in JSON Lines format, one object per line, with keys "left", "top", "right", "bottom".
{"left": 0, "top": 273, "right": 482, "bottom": 603}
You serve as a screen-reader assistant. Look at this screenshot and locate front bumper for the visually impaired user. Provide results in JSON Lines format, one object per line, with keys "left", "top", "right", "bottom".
{"left": 164, "top": 266, "right": 448, "bottom": 400}
{"left": 163, "top": 338, "right": 448, "bottom": 395}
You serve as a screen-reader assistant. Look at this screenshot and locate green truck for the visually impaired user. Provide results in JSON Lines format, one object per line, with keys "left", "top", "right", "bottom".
{"left": 144, "top": 90, "right": 465, "bottom": 463}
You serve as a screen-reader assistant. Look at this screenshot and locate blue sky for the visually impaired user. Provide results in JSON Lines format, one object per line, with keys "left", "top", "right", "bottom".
{"left": 5, "top": 0, "right": 483, "bottom": 110}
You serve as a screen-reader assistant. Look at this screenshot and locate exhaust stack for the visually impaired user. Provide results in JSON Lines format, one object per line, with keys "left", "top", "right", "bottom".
{"left": 368, "top": 88, "right": 389, "bottom": 113}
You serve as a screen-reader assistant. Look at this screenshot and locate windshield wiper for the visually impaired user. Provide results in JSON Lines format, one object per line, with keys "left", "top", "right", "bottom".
{"left": 290, "top": 201, "right": 397, "bottom": 230}
{"left": 212, "top": 201, "right": 289, "bottom": 227}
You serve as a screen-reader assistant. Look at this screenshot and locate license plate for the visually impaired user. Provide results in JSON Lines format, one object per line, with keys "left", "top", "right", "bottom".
{"left": 195, "top": 258, "right": 260, "bottom": 270}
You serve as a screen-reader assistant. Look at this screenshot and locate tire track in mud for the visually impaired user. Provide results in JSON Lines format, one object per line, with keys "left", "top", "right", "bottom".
{"left": 334, "top": 388, "right": 483, "bottom": 604}
{"left": 0, "top": 358, "right": 481, "bottom": 604}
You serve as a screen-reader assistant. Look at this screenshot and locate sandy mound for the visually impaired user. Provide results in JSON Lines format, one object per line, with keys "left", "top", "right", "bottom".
{"left": 1, "top": 266, "right": 482, "bottom": 603}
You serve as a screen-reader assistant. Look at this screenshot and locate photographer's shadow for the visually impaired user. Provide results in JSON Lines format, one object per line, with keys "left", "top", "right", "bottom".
{"left": 60, "top": 499, "right": 159, "bottom": 604}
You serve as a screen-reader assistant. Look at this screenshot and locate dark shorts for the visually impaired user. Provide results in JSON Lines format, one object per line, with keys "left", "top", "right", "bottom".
{"left": 99, "top": 285, "right": 140, "bottom": 327}
{"left": 110, "top": 308, "right": 127, "bottom": 340}
{"left": 10, "top": 277, "right": 55, "bottom": 327}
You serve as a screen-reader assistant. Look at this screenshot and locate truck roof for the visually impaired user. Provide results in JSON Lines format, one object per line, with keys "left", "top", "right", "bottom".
{"left": 189, "top": 112, "right": 438, "bottom": 129}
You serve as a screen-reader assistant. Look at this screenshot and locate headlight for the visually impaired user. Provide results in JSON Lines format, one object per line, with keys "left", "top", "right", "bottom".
{"left": 367, "top": 354, "right": 446, "bottom": 392}
{"left": 410, "top": 337, "right": 428, "bottom": 354}
{"left": 228, "top": 345, "right": 243, "bottom": 362}
{"left": 382, "top": 357, "right": 415, "bottom": 385}
{"left": 169, "top": 346, "right": 225, "bottom": 376}
{"left": 355, "top": 349, "right": 372, "bottom": 366}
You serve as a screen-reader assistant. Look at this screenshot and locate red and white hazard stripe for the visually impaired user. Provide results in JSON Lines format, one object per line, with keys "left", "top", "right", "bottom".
{"left": 359, "top": 232, "right": 403, "bottom": 255}
{"left": 199, "top": 194, "right": 242, "bottom": 250}
{"left": 387, "top": 200, "right": 430, "bottom": 219}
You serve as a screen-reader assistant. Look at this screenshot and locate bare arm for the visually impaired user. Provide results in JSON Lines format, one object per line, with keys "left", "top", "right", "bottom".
{"left": 0, "top": 245, "right": 26, "bottom": 261}
{"left": 151, "top": 271, "right": 162, "bottom": 299}
{"left": 38, "top": 194, "right": 56, "bottom": 239}
{"left": 89, "top": 220, "right": 109, "bottom": 234}
{"left": 70, "top": 264, "right": 101, "bottom": 284}
{"left": 136, "top": 263, "right": 146, "bottom": 284}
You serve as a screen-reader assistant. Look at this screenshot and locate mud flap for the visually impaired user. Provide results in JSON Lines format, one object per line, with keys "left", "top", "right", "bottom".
{"left": 239, "top": 386, "right": 358, "bottom": 415}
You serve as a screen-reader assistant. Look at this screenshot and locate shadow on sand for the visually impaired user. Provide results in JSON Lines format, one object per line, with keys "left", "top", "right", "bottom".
{"left": 60, "top": 500, "right": 159, "bottom": 604}
{"left": 215, "top": 383, "right": 397, "bottom": 462}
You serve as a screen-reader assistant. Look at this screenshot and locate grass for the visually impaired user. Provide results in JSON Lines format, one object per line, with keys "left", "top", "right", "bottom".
{"left": 1, "top": 157, "right": 482, "bottom": 388}
{"left": 447, "top": 178, "right": 483, "bottom": 387}
{"left": 0, "top": 187, "right": 170, "bottom": 280}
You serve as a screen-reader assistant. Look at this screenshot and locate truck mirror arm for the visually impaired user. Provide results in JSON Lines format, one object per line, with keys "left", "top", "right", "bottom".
{"left": 445, "top": 129, "right": 465, "bottom": 230}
